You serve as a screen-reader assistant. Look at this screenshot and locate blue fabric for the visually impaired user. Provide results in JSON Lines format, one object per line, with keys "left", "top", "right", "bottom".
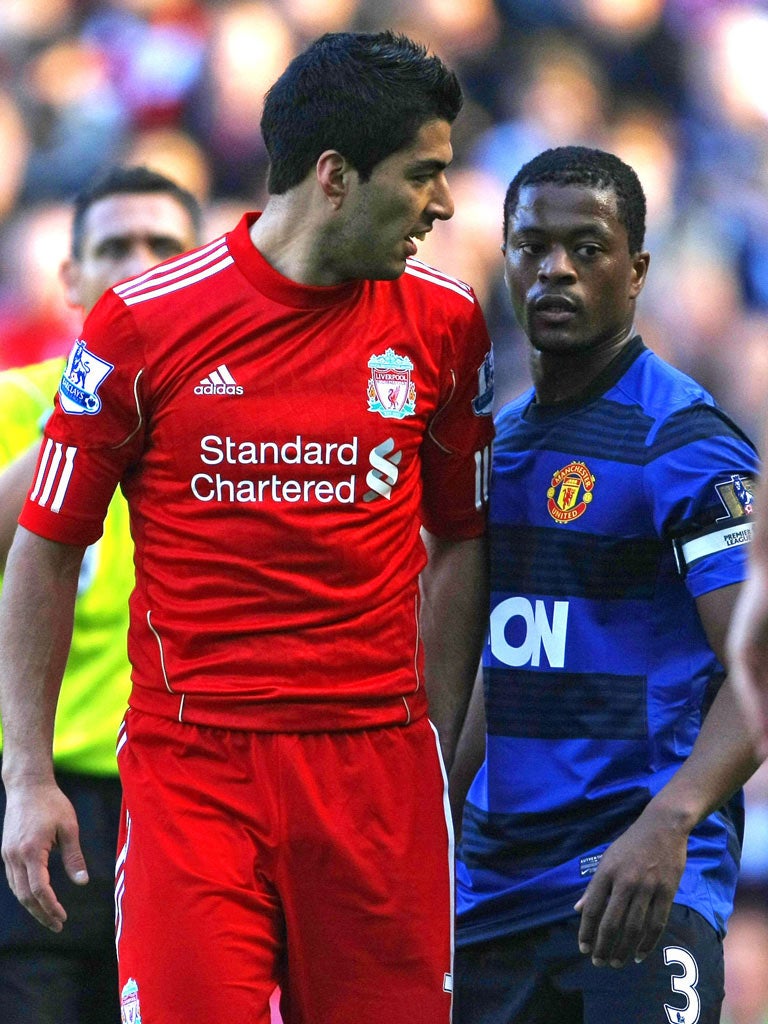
{"left": 457, "top": 337, "right": 758, "bottom": 946}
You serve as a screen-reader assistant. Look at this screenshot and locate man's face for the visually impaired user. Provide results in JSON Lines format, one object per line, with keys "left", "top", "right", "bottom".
{"left": 503, "top": 182, "right": 648, "bottom": 355}
{"left": 331, "top": 118, "right": 455, "bottom": 281}
{"left": 62, "top": 192, "right": 199, "bottom": 314}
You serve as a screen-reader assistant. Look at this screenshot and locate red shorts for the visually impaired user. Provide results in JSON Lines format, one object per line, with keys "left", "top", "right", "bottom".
{"left": 115, "top": 708, "right": 454, "bottom": 1024}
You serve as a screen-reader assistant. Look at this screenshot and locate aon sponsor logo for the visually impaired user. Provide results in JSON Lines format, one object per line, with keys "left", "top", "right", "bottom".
{"left": 490, "top": 597, "right": 569, "bottom": 668}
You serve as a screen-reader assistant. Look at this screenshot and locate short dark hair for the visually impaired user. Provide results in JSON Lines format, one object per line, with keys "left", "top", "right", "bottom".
{"left": 261, "top": 30, "right": 463, "bottom": 194}
{"left": 71, "top": 166, "right": 202, "bottom": 258}
{"left": 503, "top": 146, "right": 647, "bottom": 254}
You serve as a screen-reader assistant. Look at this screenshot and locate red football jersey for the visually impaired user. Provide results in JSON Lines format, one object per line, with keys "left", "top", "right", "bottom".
{"left": 21, "top": 214, "right": 494, "bottom": 730}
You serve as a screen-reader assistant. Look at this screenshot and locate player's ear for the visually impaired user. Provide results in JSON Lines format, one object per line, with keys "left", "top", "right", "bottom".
{"left": 60, "top": 258, "right": 84, "bottom": 310}
{"left": 629, "top": 251, "right": 650, "bottom": 299}
{"left": 316, "top": 150, "right": 351, "bottom": 210}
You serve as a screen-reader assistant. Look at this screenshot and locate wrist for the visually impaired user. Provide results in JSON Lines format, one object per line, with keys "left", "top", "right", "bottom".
{"left": 641, "top": 792, "right": 699, "bottom": 837}
{"left": 1, "top": 757, "right": 56, "bottom": 790}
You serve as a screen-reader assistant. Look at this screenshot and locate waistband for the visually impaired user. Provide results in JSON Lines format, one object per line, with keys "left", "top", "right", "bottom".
{"left": 127, "top": 684, "right": 428, "bottom": 732}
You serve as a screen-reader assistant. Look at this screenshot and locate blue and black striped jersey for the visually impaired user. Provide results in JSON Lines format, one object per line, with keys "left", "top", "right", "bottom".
{"left": 456, "top": 336, "right": 759, "bottom": 946}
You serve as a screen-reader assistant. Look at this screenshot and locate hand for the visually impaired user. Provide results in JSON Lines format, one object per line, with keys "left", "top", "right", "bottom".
{"left": 573, "top": 805, "right": 689, "bottom": 968}
{"left": 1, "top": 780, "right": 89, "bottom": 931}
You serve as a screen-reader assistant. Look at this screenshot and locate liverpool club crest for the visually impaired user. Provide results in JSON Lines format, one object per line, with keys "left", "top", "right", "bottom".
{"left": 120, "top": 978, "right": 142, "bottom": 1024}
{"left": 547, "top": 461, "right": 595, "bottom": 523}
{"left": 367, "top": 349, "right": 416, "bottom": 419}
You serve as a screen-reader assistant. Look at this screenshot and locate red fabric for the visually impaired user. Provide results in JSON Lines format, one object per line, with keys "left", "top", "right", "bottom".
{"left": 0, "top": 310, "right": 72, "bottom": 371}
{"left": 20, "top": 214, "right": 494, "bottom": 729}
{"left": 116, "top": 709, "right": 454, "bottom": 1024}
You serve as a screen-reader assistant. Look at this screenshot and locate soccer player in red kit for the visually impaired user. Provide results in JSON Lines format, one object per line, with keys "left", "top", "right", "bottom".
{"left": 0, "top": 31, "right": 494, "bottom": 1024}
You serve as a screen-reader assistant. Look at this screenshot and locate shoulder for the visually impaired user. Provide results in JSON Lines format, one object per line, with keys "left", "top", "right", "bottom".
{"left": 641, "top": 352, "right": 753, "bottom": 449}
{"left": 108, "top": 234, "right": 234, "bottom": 316}
{"left": 494, "top": 390, "right": 534, "bottom": 433}
{"left": 396, "top": 258, "right": 479, "bottom": 316}
{"left": 617, "top": 347, "right": 756, "bottom": 453}
{"left": 622, "top": 347, "right": 716, "bottom": 422}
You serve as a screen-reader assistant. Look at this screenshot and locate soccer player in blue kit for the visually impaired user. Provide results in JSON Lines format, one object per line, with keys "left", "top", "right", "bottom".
{"left": 452, "top": 146, "right": 765, "bottom": 1024}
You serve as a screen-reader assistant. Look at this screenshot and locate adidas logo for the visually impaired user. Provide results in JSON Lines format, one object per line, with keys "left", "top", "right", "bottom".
{"left": 194, "top": 364, "right": 244, "bottom": 396}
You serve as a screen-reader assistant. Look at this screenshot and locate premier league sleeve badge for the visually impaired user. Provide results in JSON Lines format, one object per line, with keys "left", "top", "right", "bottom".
{"left": 59, "top": 338, "right": 115, "bottom": 415}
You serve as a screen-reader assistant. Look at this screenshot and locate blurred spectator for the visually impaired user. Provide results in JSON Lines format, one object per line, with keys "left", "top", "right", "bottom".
{"left": 20, "top": 36, "right": 127, "bottom": 199}
{"left": 0, "top": 0, "right": 765, "bottom": 993}
{"left": 0, "top": 90, "right": 29, "bottom": 220}
{"left": 0, "top": 203, "right": 78, "bottom": 370}
{"left": 122, "top": 125, "right": 212, "bottom": 202}
{"left": 723, "top": 893, "right": 768, "bottom": 1024}
{"left": 280, "top": 0, "right": 365, "bottom": 41}
{"left": 188, "top": 2, "right": 296, "bottom": 195}
{"left": 469, "top": 34, "right": 608, "bottom": 190}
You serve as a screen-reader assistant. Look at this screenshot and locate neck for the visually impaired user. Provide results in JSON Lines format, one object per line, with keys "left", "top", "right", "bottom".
{"left": 531, "top": 324, "right": 636, "bottom": 405}
{"left": 249, "top": 196, "right": 342, "bottom": 287}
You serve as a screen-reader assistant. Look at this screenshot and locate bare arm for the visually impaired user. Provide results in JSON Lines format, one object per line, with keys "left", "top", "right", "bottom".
{"left": 727, "top": 480, "right": 768, "bottom": 758}
{"left": 448, "top": 666, "right": 486, "bottom": 837}
{"left": 575, "top": 582, "right": 763, "bottom": 968}
{"left": 420, "top": 531, "right": 489, "bottom": 773}
{"left": 0, "top": 443, "right": 40, "bottom": 572}
{"left": 0, "top": 525, "right": 89, "bottom": 931}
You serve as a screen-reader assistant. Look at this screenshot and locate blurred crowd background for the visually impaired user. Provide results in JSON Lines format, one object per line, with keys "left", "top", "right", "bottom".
{"left": 0, "top": 0, "right": 766, "bottom": 1019}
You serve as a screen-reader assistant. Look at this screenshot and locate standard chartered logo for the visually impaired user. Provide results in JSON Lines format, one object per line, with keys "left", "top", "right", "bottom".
{"left": 364, "top": 437, "right": 402, "bottom": 502}
{"left": 191, "top": 433, "right": 358, "bottom": 504}
{"left": 189, "top": 432, "right": 405, "bottom": 505}
{"left": 490, "top": 596, "right": 569, "bottom": 668}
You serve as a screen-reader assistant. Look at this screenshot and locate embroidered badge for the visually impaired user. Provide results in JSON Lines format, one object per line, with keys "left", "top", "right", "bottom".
{"left": 472, "top": 348, "right": 494, "bottom": 416}
{"left": 715, "top": 474, "right": 756, "bottom": 520}
{"left": 547, "top": 461, "right": 595, "bottom": 523}
{"left": 367, "top": 349, "right": 416, "bottom": 419}
{"left": 59, "top": 338, "right": 114, "bottom": 415}
{"left": 120, "top": 978, "right": 142, "bottom": 1024}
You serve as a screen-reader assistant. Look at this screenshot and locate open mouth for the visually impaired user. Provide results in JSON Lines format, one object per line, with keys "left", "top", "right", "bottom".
{"left": 534, "top": 295, "right": 577, "bottom": 313}
{"left": 533, "top": 295, "right": 577, "bottom": 322}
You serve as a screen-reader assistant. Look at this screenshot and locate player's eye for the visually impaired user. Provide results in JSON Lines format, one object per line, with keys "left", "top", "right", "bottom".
{"left": 151, "top": 238, "right": 186, "bottom": 259}
{"left": 98, "top": 239, "right": 131, "bottom": 259}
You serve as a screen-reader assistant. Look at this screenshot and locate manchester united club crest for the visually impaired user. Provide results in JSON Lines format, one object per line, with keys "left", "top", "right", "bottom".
{"left": 367, "top": 348, "right": 416, "bottom": 419}
{"left": 547, "top": 461, "right": 595, "bottom": 523}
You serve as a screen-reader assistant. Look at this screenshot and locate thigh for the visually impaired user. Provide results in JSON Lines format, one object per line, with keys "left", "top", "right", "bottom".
{"left": 573, "top": 904, "right": 725, "bottom": 1024}
{"left": 116, "top": 710, "right": 284, "bottom": 1024}
{"left": 0, "top": 951, "right": 82, "bottom": 1024}
{"left": 454, "top": 928, "right": 582, "bottom": 1024}
{"left": 80, "top": 952, "right": 120, "bottom": 1024}
{"left": 0, "top": 772, "right": 121, "bottom": 1024}
{"left": 278, "top": 717, "right": 454, "bottom": 1024}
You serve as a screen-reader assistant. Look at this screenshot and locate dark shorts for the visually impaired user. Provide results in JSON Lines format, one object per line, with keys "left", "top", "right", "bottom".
{"left": 454, "top": 903, "right": 724, "bottom": 1024}
{"left": 0, "top": 767, "right": 122, "bottom": 1024}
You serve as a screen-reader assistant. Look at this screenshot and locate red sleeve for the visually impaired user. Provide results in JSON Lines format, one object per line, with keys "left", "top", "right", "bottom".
{"left": 19, "top": 291, "right": 146, "bottom": 546}
{"left": 420, "top": 295, "right": 494, "bottom": 539}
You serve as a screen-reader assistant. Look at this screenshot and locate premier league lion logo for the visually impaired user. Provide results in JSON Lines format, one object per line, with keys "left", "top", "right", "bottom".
{"left": 59, "top": 338, "right": 114, "bottom": 415}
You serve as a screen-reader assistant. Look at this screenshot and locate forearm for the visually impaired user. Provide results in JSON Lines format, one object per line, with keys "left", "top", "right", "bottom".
{"left": 420, "top": 531, "right": 489, "bottom": 771}
{"left": 0, "top": 444, "right": 40, "bottom": 571}
{"left": 727, "top": 564, "right": 768, "bottom": 756}
{"left": 644, "top": 676, "right": 762, "bottom": 834}
{"left": 448, "top": 666, "right": 486, "bottom": 835}
{"left": 0, "top": 527, "right": 82, "bottom": 785}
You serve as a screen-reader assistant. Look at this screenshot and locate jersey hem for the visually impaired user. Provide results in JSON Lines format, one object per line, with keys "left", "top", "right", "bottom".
{"left": 455, "top": 894, "right": 721, "bottom": 948}
{"left": 128, "top": 686, "right": 429, "bottom": 733}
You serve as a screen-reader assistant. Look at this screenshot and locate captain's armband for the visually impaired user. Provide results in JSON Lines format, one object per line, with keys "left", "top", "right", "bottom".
{"left": 672, "top": 516, "right": 754, "bottom": 577}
